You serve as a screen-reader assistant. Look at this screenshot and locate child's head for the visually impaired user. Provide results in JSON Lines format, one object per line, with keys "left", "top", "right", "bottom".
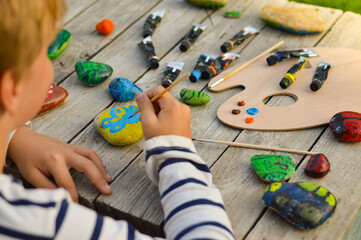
{"left": 0, "top": 0, "right": 65, "bottom": 128}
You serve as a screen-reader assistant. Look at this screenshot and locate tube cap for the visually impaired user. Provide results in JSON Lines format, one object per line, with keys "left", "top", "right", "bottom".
{"left": 202, "top": 67, "right": 216, "bottom": 80}
{"left": 280, "top": 78, "right": 291, "bottom": 89}
{"left": 149, "top": 57, "right": 159, "bottom": 69}
{"left": 190, "top": 70, "right": 202, "bottom": 82}
{"left": 266, "top": 55, "right": 278, "bottom": 66}
{"left": 180, "top": 40, "right": 191, "bottom": 52}
{"left": 221, "top": 41, "right": 232, "bottom": 53}
{"left": 143, "top": 29, "right": 153, "bottom": 38}
{"left": 310, "top": 80, "right": 322, "bottom": 91}
{"left": 161, "top": 78, "right": 172, "bottom": 88}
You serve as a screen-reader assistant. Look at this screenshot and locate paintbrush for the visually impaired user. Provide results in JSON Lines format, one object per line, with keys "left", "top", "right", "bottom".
{"left": 192, "top": 138, "right": 320, "bottom": 155}
{"left": 130, "top": 73, "right": 191, "bottom": 118}
{"left": 209, "top": 40, "right": 285, "bottom": 89}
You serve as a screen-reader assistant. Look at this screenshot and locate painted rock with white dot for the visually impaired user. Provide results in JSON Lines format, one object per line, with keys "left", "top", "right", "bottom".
{"left": 329, "top": 111, "right": 361, "bottom": 142}
{"left": 94, "top": 105, "right": 143, "bottom": 146}
{"left": 262, "top": 182, "right": 336, "bottom": 230}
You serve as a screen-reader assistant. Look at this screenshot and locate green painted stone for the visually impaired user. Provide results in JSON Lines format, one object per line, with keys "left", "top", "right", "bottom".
{"left": 48, "top": 29, "right": 71, "bottom": 60}
{"left": 262, "top": 182, "right": 337, "bottom": 230}
{"left": 75, "top": 60, "right": 113, "bottom": 86}
{"left": 188, "top": 0, "right": 227, "bottom": 9}
{"left": 251, "top": 154, "right": 295, "bottom": 182}
{"left": 180, "top": 88, "right": 210, "bottom": 106}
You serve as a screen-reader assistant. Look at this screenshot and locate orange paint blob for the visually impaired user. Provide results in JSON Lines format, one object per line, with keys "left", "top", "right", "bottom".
{"left": 245, "top": 117, "right": 254, "bottom": 124}
{"left": 96, "top": 19, "right": 115, "bottom": 35}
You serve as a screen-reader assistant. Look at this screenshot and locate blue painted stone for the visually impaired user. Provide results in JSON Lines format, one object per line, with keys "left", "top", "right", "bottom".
{"left": 109, "top": 78, "right": 143, "bottom": 101}
{"left": 247, "top": 108, "right": 259, "bottom": 115}
{"left": 262, "top": 182, "right": 336, "bottom": 230}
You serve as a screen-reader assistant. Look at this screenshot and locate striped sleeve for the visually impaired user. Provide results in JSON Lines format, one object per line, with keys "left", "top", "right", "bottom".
{"left": 144, "top": 135, "right": 235, "bottom": 240}
{"left": 0, "top": 174, "right": 160, "bottom": 240}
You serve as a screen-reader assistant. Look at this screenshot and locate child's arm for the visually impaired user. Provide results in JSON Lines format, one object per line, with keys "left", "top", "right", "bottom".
{"left": 6, "top": 127, "right": 112, "bottom": 202}
{"left": 135, "top": 87, "right": 235, "bottom": 239}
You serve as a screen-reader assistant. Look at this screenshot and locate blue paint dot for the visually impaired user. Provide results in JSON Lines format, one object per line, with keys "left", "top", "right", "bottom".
{"left": 247, "top": 108, "right": 259, "bottom": 115}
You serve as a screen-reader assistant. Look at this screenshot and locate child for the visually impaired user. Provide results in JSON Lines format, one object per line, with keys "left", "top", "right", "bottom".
{"left": 0, "top": 0, "right": 235, "bottom": 239}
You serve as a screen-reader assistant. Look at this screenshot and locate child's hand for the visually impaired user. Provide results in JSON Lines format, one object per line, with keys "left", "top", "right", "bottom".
{"left": 135, "top": 86, "right": 192, "bottom": 140}
{"left": 6, "top": 127, "right": 112, "bottom": 202}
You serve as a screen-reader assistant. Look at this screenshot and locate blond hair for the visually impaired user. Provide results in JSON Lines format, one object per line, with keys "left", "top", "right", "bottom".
{"left": 0, "top": 0, "right": 66, "bottom": 81}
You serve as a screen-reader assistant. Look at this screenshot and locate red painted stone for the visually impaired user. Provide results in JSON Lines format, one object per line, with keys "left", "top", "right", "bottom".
{"left": 37, "top": 84, "right": 68, "bottom": 115}
{"left": 305, "top": 154, "right": 330, "bottom": 178}
{"left": 329, "top": 111, "right": 361, "bottom": 142}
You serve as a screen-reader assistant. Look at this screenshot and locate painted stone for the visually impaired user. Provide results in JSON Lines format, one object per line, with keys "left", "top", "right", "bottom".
{"left": 305, "top": 154, "right": 330, "bottom": 178}
{"left": 260, "top": 5, "right": 328, "bottom": 34}
{"left": 262, "top": 182, "right": 337, "bottom": 230}
{"left": 247, "top": 108, "right": 259, "bottom": 115}
{"left": 37, "top": 84, "right": 68, "bottom": 116}
{"left": 329, "top": 111, "right": 361, "bottom": 143}
{"left": 48, "top": 29, "right": 71, "bottom": 60}
{"left": 180, "top": 88, "right": 210, "bottom": 106}
{"left": 109, "top": 78, "right": 143, "bottom": 101}
{"left": 94, "top": 105, "right": 143, "bottom": 146}
{"left": 188, "top": 0, "right": 227, "bottom": 9}
{"left": 251, "top": 155, "right": 295, "bottom": 182}
{"left": 75, "top": 60, "right": 113, "bottom": 86}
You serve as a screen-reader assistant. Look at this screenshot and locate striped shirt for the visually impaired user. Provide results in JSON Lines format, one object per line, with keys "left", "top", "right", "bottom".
{"left": 0, "top": 135, "right": 235, "bottom": 239}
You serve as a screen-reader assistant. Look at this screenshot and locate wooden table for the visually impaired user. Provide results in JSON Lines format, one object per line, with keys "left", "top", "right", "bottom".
{"left": 16, "top": 0, "right": 361, "bottom": 239}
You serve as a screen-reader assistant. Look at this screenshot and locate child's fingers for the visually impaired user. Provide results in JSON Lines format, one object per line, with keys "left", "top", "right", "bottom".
{"left": 49, "top": 165, "right": 79, "bottom": 202}
{"left": 135, "top": 92, "right": 158, "bottom": 123}
{"left": 66, "top": 154, "right": 112, "bottom": 196}
{"left": 28, "top": 170, "right": 58, "bottom": 190}
{"left": 73, "top": 146, "right": 112, "bottom": 182}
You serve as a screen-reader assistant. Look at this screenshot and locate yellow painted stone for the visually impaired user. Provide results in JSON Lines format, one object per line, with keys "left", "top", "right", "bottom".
{"left": 94, "top": 105, "right": 143, "bottom": 146}
{"left": 260, "top": 4, "right": 328, "bottom": 34}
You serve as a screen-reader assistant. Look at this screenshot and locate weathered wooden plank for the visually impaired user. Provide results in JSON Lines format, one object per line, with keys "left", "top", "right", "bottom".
{"left": 246, "top": 11, "right": 361, "bottom": 240}
{"left": 51, "top": 0, "right": 161, "bottom": 84}
{"left": 64, "top": 0, "right": 98, "bottom": 23}
{"left": 342, "top": 208, "right": 361, "bottom": 240}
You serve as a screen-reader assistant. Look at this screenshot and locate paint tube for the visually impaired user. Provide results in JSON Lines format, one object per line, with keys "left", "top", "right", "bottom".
{"left": 139, "top": 36, "right": 159, "bottom": 69}
{"left": 310, "top": 62, "right": 333, "bottom": 91}
{"left": 180, "top": 23, "right": 207, "bottom": 52}
{"left": 143, "top": 10, "right": 165, "bottom": 37}
{"left": 190, "top": 54, "right": 215, "bottom": 82}
{"left": 161, "top": 62, "right": 184, "bottom": 88}
{"left": 203, "top": 53, "right": 240, "bottom": 79}
{"left": 267, "top": 49, "right": 319, "bottom": 66}
{"left": 280, "top": 56, "right": 309, "bottom": 89}
{"left": 220, "top": 25, "right": 259, "bottom": 53}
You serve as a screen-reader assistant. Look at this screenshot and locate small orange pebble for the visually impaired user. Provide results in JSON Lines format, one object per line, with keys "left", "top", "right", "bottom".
{"left": 245, "top": 117, "right": 254, "bottom": 124}
{"left": 238, "top": 100, "right": 245, "bottom": 106}
{"left": 96, "top": 19, "right": 114, "bottom": 35}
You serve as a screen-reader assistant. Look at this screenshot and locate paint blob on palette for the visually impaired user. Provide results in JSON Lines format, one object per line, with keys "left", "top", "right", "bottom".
{"left": 75, "top": 60, "right": 113, "bottom": 86}
{"left": 260, "top": 5, "right": 327, "bottom": 34}
{"left": 180, "top": 88, "right": 210, "bottom": 106}
{"left": 48, "top": 29, "right": 71, "bottom": 60}
{"left": 94, "top": 105, "right": 143, "bottom": 146}
{"left": 109, "top": 78, "right": 143, "bottom": 101}
{"left": 251, "top": 154, "right": 295, "bottom": 182}
{"left": 262, "top": 182, "right": 336, "bottom": 230}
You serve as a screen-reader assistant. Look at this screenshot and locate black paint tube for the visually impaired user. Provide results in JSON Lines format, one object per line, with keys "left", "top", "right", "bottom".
{"left": 220, "top": 25, "right": 259, "bottom": 53}
{"left": 203, "top": 53, "right": 240, "bottom": 79}
{"left": 143, "top": 10, "right": 165, "bottom": 38}
{"left": 310, "top": 62, "right": 332, "bottom": 91}
{"left": 190, "top": 54, "right": 215, "bottom": 82}
{"left": 180, "top": 23, "right": 207, "bottom": 52}
{"left": 279, "top": 56, "right": 309, "bottom": 89}
{"left": 267, "top": 49, "right": 319, "bottom": 66}
{"left": 139, "top": 36, "right": 159, "bottom": 69}
{"left": 161, "top": 62, "right": 184, "bottom": 88}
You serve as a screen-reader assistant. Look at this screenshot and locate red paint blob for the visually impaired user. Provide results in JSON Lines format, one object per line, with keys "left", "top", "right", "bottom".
{"left": 245, "top": 117, "right": 254, "bottom": 124}
{"left": 96, "top": 19, "right": 115, "bottom": 35}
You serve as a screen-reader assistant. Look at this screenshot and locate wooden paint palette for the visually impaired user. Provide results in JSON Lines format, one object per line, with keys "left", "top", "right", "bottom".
{"left": 208, "top": 48, "right": 361, "bottom": 131}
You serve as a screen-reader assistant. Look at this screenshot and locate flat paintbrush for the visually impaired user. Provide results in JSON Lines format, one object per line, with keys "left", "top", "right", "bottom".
{"left": 130, "top": 73, "right": 191, "bottom": 118}
{"left": 192, "top": 138, "right": 320, "bottom": 155}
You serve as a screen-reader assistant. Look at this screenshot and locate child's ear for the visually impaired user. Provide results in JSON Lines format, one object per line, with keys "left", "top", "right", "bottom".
{"left": 0, "top": 70, "right": 21, "bottom": 115}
